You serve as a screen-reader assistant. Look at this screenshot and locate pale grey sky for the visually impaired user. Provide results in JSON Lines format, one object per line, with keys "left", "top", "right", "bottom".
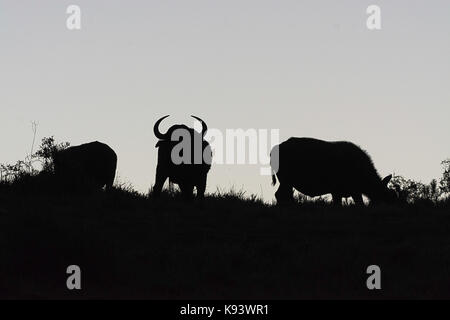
{"left": 1, "top": 0, "right": 449, "bottom": 201}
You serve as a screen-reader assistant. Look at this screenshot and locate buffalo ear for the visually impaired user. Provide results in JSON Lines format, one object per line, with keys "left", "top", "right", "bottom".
{"left": 382, "top": 174, "right": 392, "bottom": 186}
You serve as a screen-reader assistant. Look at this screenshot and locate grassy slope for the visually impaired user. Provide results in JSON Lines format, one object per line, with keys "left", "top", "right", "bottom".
{"left": 1, "top": 186, "right": 450, "bottom": 299}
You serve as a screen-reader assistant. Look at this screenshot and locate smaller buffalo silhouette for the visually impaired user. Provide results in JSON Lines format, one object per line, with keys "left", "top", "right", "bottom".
{"left": 270, "top": 137, "right": 398, "bottom": 205}
{"left": 53, "top": 141, "right": 117, "bottom": 191}
{"left": 153, "top": 115, "right": 212, "bottom": 199}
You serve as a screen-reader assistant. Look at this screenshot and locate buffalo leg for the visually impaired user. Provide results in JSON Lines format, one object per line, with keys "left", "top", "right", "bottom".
{"left": 352, "top": 194, "right": 364, "bottom": 206}
{"left": 153, "top": 166, "right": 167, "bottom": 197}
{"left": 196, "top": 175, "right": 208, "bottom": 199}
{"left": 332, "top": 194, "right": 343, "bottom": 206}
{"left": 275, "top": 184, "right": 293, "bottom": 205}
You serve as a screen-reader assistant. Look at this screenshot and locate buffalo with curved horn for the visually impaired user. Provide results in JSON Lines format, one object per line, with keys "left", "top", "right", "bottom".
{"left": 153, "top": 115, "right": 212, "bottom": 199}
{"left": 270, "top": 137, "right": 399, "bottom": 205}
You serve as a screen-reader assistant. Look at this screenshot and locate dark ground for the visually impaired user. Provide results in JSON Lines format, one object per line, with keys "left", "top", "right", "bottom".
{"left": 1, "top": 186, "right": 450, "bottom": 299}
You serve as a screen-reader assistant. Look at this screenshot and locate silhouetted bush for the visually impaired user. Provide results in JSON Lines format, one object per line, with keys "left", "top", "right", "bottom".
{"left": 33, "top": 136, "right": 70, "bottom": 173}
{"left": 440, "top": 159, "right": 450, "bottom": 196}
{"left": 0, "top": 136, "right": 69, "bottom": 193}
{"left": 389, "top": 159, "right": 450, "bottom": 204}
{"left": 0, "top": 161, "right": 32, "bottom": 183}
{"left": 390, "top": 176, "right": 435, "bottom": 203}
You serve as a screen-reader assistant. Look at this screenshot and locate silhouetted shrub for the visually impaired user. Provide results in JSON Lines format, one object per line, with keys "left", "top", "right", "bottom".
{"left": 389, "top": 159, "right": 450, "bottom": 204}
{"left": 0, "top": 136, "right": 69, "bottom": 193}
{"left": 0, "top": 161, "right": 32, "bottom": 183}
{"left": 33, "top": 136, "right": 70, "bottom": 173}
{"left": 440, "top": 159, "right": 450, "bottom": 196}
{"left": 390, "top": 176, "right": 435, "bottom": 203}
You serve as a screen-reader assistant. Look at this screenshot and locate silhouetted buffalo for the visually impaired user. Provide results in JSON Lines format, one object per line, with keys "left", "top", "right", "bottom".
{"left": 53, "top": 141, "right": 117, "bottom": 191}
{"left": 153, "top": 115, "right": 212, "bottom": 199}
{"left": 270, "top": 137, "right": 398, "bottom": 205}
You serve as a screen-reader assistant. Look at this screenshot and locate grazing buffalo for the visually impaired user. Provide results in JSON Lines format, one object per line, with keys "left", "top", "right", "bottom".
{"left": 53, "top": 141, "right": 117, "bottom": 191}
{"left": 153, "top": 115, "right": 212, "bottom": 199}
{"left": 270, "top": 137, "right": 398, "bottom": 205}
